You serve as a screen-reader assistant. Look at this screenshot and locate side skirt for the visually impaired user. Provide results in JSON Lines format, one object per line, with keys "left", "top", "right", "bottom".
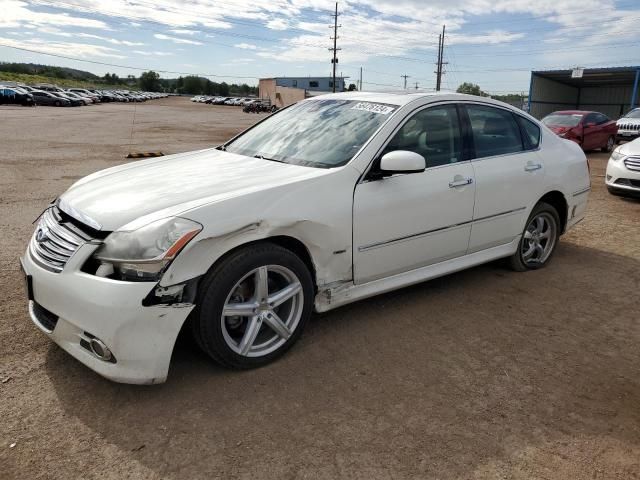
{"left": 314, "top": 236, "right": 520, "bottom": 313}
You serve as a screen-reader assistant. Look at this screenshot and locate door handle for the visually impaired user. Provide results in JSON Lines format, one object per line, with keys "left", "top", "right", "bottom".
{"left": 525, "top": 163, "right": 543, "bottom": 172}
{"left": 449, "top": 177, "right": 473, "bottom": 188}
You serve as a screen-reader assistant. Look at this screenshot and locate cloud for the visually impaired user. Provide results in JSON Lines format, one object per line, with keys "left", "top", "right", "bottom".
{"left": 234, "top": 43, "right": 257, "bottom": 50}
{"left": 266, "top": 18, "right": 288, "bottom": 30}
{"left": 0, "top": 35, "right": 125, "bottom": 58}
{"left": 154, "top": 33, "right": 203, "bottom": 45}
{"left": 1, "top": 0, "right": 110, "bottom": 29}
{"left": 133, "top": 50, "right": 173, "bottom": 56}
{"left": 170, "top": 29, "right": 200, "bottom": 35}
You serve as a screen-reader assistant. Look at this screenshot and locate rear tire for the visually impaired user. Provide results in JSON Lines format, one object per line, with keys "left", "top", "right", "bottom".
{"left": 602, "top": 135, "right": 615, "bottom": 153}
{"left": 509, "top": 202, "right": 560, "bottom": 272}
{"left": 192, "top": 243, "right": 314, "bottom": 369}
{"left": 54, "top": 101, "right": 60, "bottom": 107}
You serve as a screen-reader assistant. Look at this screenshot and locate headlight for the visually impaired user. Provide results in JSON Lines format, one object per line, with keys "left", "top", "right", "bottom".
{"left": 94, "top": 217, "right": 202, "bottom": 281}
{"left": 610, "top": 150, "right": 626, "bottom": 162}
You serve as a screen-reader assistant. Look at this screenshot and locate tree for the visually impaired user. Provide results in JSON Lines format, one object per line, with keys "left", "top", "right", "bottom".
{"left": 347, "top": 83, "right": 357, "bottom": 91}
{"left": 139, "top": 70, "right": 161, "bottom": 91}
{"left": 456, "top": 82, "right": 488, "bottom": 97}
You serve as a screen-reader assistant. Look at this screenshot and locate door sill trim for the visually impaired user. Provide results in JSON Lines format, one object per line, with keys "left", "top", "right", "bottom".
{"left": 315, "top": 236, "right": 520, "bottom": 313}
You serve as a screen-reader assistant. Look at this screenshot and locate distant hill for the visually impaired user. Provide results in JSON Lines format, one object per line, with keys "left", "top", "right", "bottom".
{"left": 0, "top": 62, "right": 99, "bottom": 80}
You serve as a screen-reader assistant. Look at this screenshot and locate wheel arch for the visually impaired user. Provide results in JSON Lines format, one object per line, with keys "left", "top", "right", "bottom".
{"left": 196, "top": 235, "right": 319, "bottom": 292}
{"left": 538, "top": 190, "right": 568, "bottom": 233}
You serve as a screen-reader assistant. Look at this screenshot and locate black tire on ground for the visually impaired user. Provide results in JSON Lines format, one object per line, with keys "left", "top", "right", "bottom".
{"left": 602, "top": 135, "right": 615, "bottom": 153}
{"left": 191, "top": 242, "right": 314, "bottom": 369}
{"left": 508, "top": 202, "right": 561, "bottom": 272}
{"left": 54, "top": 101, "right": 60, "bottom": 107}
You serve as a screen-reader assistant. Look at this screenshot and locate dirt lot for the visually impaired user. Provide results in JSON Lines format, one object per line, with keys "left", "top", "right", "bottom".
{"left": 1, "top": 96, "right": 639, "bottom": 479}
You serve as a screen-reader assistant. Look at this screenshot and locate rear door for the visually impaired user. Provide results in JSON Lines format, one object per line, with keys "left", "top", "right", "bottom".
{"left": 464, "top": 104, "right": 547, "bottom": 253}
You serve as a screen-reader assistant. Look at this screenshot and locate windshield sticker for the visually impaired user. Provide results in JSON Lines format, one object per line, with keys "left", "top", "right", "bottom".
{"left": 351, "top": 102, "right": 396, "bottom": 115}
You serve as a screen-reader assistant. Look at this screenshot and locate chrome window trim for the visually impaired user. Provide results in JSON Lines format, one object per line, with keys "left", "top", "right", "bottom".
{"left": 461, "top": 101, "right": 543, "bottom": 162}
{"left": 358, "top": 100, "right": 467, "bottom": 184}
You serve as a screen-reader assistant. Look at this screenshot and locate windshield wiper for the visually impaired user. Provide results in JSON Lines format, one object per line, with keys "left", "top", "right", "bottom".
{"left": 254, "top": 154, "right": 288, "bottom": 164}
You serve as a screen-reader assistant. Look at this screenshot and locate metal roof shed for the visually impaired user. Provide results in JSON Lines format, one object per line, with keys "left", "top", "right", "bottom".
{"left": 528, "top": 66, "right": 640, "bottom": 120}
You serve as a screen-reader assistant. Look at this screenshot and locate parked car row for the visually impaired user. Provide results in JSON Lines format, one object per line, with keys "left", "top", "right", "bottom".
{"left": 0, "top": 84, "right": 168, "bottom": 107}
{"left": 541, "top": 108, "right": 640, "bottom": 152}
{"left": 191, "top": 95, "right": 257, "bottom": 106}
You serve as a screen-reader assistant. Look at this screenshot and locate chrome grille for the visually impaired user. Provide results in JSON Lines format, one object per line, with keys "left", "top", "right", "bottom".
{"left": 29, "top": 207, "right": 93, "bottom": 272}
{"left": 618, "top": 123, "right": 640, "bottom": 131}
{"left": 624, "top": 157, "right": 640, "bottom": 172}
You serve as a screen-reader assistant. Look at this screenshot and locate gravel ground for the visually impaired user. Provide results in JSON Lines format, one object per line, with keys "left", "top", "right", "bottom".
{"left": 1, "top": 97, "right": 639, "bottom": 480}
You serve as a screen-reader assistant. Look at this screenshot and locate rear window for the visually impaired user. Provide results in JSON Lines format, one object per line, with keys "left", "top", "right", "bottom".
{"left": 542, "top": 114, "right": 582, "bottom": 127}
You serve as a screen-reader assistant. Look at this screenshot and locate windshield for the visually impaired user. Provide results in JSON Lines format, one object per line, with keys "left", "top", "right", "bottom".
{"left": 224, "top": 99, "right": 398, "bottom": 168}
{"left": 623, "top": 109, "right": 640, "bottom": 119}
{"left": 542, "top": 114, "right": 583, "bottom": 127}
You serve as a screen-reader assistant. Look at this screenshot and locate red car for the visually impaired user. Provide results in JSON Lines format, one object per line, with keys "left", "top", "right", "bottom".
{"left": 541, "top": 110, "right": 617, "bottom": 152}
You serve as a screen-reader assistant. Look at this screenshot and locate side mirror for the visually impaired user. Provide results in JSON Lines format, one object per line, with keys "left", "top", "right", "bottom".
{"left": 379, "top": 150, "right": 426, "bottom": 175}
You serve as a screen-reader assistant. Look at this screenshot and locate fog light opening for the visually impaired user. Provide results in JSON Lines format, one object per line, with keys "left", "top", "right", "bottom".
{"left": 89, "top": 338, "right": 113, "bottom": 362}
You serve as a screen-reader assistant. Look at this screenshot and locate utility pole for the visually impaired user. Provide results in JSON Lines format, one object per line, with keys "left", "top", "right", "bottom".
{"left": 401, "top": 74, "right": 410, "bottom": 89}
{"left": 329, "top": 2, "right": 341, "bottom": 93}
{"left": 415, "top": 82, "right": 419, "bottom": 90}
{"left": 435, "top": 25, "right": 447, "bottom": 91}
{"left": 359, "top": 66, "right": 363, "bottom": 91}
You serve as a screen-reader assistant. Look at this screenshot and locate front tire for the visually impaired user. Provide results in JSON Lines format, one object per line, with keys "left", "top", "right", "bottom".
{"left": 192, "top": 243, "right": 314, "bottom": 369}
{"left": 509, "top": 202, "right": 560, "bottom": 271}
{"left": 602, "top": 135, "right": 615, "bottom": 153}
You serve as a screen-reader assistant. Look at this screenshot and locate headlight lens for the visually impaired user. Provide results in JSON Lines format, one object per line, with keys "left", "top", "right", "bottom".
{"left": 610, "top": 150, "right": 625, "bottom": 162}
{"left": 94, "top": 217, "right": 202, "bottom": 281}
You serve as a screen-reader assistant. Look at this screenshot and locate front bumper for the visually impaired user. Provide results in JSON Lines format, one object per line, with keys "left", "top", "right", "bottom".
{"left": 616, "top": 130, "right": 640, "bottom": 141}
{"left": 21, "top": 242, "right": 194, "bottom": 384}
{"left": 605, "top": 158, "right": 640, "bottom": 196}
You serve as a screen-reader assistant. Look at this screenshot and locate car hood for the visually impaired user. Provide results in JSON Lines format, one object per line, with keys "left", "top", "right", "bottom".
{"left": 617, "top": 117, "right": 640, "bottom": 126}
{"left": 58, "top": 148, "right": 332, "bottom": 231}
{"left": 616, "top": 137, "right": 640, "bottom": 156}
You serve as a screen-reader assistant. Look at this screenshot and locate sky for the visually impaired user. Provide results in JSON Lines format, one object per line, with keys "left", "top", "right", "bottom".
{"left": 1, "top": 0, "right": 640, "bottom": 94}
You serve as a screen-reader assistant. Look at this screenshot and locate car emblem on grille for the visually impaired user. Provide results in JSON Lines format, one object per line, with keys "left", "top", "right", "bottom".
{"left": 35, "top": 227, "right": 48, "bottom": 243}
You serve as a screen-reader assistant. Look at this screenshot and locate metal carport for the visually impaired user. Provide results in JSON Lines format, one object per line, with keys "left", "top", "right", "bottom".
{"left": 528, "top": 66, "right": 640, "bottom": 120}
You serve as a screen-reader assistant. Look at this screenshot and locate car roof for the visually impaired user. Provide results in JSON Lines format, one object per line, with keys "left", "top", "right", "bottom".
{"left": 304, "top": 90, "right": 522, "bottom": 109}
{"left": 550, "top": 110, "right": 593, "bottom": 115}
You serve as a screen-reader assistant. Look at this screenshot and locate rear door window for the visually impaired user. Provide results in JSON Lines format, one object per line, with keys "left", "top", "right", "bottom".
{"left": 515, "top": 115, "right": 541, "bottom": 150}
{"left": 465, "top": 104, "right": 524, "bottom": 159}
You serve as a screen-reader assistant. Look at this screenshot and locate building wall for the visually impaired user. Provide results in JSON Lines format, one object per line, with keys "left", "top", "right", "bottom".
{"left": 529, "top": 76, "right": 579, "bottom": 119}
{"left": 579, "top": 86, "right": 635, "bottom": 118}
{"left": 258, "top": 79, "right": 306, "bottom": 108}
{"left": 529, "top": 72, "right": 638, "bottom": 119}
{"left": 275, "top": 77, "right": 344, "bottom": 92}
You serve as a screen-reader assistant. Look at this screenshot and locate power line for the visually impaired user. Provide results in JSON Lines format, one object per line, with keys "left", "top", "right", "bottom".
{"left": 0, "top": 43, "right": 260, "bottom": 80}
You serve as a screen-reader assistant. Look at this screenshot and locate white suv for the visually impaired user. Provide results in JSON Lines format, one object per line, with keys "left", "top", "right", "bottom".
{"left": 21, "top": 92, "right": 590, "bottom": 384}
{"left": 606, "top": 137, "right": 640, "bottom": 197}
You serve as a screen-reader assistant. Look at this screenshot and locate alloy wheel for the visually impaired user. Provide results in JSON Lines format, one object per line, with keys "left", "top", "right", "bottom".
{"left": 521, "top": 212, "right": 557, "bottom": 266}
{"left": 221, "top": 265, "right": 304, "bottom": 357}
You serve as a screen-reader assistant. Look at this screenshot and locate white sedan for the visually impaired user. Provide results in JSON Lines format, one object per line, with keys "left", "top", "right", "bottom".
{"left": 606, "top": 137, "right": 640, "bottom": 197}
{"left": 21, "top": 92, "right": 590, "bottom": 384}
